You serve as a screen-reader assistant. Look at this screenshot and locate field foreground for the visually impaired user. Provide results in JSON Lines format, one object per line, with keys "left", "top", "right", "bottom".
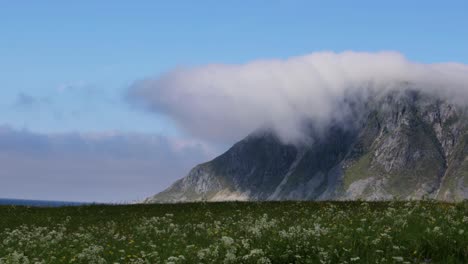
{"left": 0, "top": 201, "right": 467, "bottom": 264}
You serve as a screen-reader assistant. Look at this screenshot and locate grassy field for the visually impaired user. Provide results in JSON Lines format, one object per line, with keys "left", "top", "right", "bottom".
{"left": 0, "top": 201, "right": 467, "bottom": 264}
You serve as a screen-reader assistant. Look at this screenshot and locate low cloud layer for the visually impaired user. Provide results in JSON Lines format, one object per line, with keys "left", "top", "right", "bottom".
{"left": 128, "top": 51, "right": 468, "bottom": 144}
{"left": 0, "top": 126, "right": 216, "bottom": 202}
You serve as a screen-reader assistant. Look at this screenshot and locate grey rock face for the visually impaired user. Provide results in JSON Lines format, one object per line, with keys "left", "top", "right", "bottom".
{"left": 146, "top": 89, "right": 468, "bottom": 203}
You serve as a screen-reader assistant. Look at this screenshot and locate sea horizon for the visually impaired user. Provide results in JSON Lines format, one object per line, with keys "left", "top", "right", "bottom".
{"left": 0, "top": 198, "right": 94, "bottom": 207}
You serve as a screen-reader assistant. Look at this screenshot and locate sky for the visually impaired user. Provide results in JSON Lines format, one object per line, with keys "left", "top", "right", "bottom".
{"left": 1, "top": 1, "right": 468, "bottom": 202}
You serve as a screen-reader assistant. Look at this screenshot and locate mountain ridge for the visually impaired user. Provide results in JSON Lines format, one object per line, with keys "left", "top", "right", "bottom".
{"left": 146, "top": 88, "right": 468, "bottom": 202}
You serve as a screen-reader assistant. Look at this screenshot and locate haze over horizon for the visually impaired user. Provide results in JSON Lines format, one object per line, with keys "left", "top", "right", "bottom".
{"left": 1, "top": 1, "right": 468, "bottom": 202}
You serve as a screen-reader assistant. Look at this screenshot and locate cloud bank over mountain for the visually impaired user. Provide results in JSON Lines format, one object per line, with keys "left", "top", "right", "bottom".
{"left": 128, "top": 51, "right": 468, "bottom": 144}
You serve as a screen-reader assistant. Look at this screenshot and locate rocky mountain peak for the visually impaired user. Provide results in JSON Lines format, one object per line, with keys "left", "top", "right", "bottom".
{"left": 146, "top": 88, "right": 468, "bottom": 203}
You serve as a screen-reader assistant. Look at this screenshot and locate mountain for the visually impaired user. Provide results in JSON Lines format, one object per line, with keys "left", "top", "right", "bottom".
{"left": 145, "top": 89, "right": 468, "bottom": 202}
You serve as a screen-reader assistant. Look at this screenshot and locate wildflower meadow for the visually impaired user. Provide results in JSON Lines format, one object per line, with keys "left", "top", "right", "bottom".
{"left": 0, "top": 201, "right": 467, "bottom": 263}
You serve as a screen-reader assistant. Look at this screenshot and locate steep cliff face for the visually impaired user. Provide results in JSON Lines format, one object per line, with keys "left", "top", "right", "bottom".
{"left": 145, "top": 89, "right": 468, "bottom": 203}
{"left": 147, "top": 132, "right": 299, "bottom": 202}
{"left": 341, "top": 90, "right": 467, "bottom": 200}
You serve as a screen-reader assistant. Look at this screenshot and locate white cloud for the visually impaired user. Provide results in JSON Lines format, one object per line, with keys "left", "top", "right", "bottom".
{"left": 128, "top": 51, "right": 468, "bottom": 144}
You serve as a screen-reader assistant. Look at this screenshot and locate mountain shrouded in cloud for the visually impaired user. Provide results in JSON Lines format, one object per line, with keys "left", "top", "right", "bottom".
{"left": 144, "top": 87, "right": 468, "bottom": 203}
{"left": 128, "top": 51, "right": 468, "bottom": 202}
{"left": 128, "top": 51, "right": 468, "bottom": 145}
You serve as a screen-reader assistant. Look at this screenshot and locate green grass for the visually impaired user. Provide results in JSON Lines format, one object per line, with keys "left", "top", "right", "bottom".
{"left": 343, "top": 153, "right": 373, "bottom": 190}
{"left": 0, "top": 201, "right": 467, "bottom": 263}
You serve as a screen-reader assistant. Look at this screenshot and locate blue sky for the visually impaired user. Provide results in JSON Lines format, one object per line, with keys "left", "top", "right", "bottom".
{"left": 1, "top": 1, "right": 468, "bottom": 133}
{"left": 1, "top": 1, "right": 467, "bottom": 202}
